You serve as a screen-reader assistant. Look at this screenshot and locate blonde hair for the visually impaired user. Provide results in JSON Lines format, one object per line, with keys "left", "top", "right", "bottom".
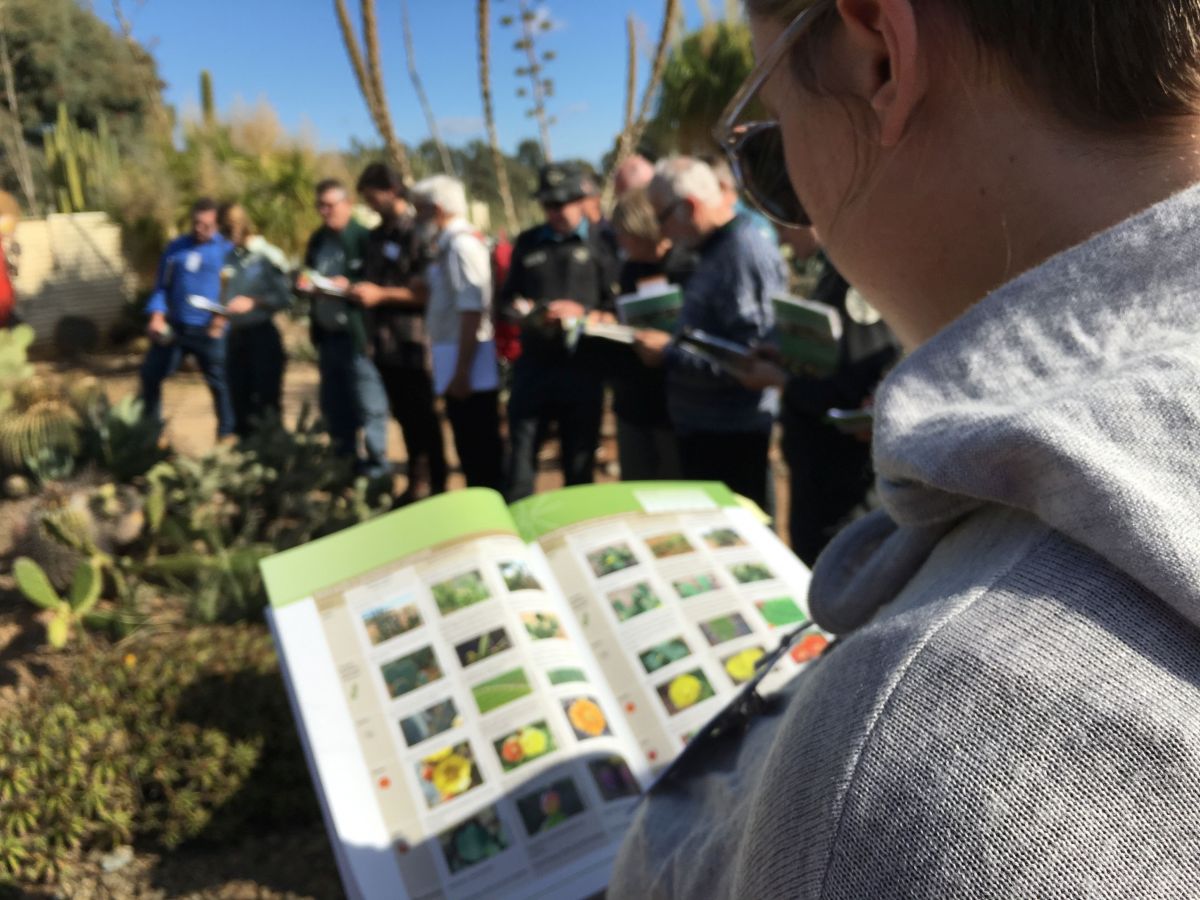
{"left": 610, "top": 188, "right": 662, "bottom": 244}
{"left": 217, "top": 203, "right": 254, "bottom": 244}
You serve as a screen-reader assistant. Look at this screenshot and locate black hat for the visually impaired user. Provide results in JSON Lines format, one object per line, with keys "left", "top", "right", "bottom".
{"left": 535, "top": 163, "right": 586, "bottom": 205}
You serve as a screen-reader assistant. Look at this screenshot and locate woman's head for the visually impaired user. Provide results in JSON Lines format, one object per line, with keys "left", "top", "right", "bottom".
{"left": 217, "top": 202, "right": 254, "bottom": 247}
{"left": 737, "top": 0, "right": 1200, "bottom": 347}
{"left": 611, "top": 188, "right": 671, "bottom": 263}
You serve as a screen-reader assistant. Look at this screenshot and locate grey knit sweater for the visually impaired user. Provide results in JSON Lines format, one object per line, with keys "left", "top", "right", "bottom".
{"left": 610, "top": 184, "right": 1200, "bottom": 897}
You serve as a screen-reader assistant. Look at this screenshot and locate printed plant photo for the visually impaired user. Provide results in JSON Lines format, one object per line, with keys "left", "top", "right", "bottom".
{"left": 455, "top": 627, "right": 513, "bottom": 668}
{"left": 522, "top": 611, "right": 567, "bottom": 641}
{"left": 438, "top": 805, "right": 509, "bottom": 875}
{"left": 722, "top": 646, "right": 766, "bottom": 685}
{"left": 790, "top": 632, "right": 831, "bottom": 664}
{"left": 562, "top": 696, "right": 612, "bottom": 740}
{"left": 586, "top": 543, "right": 638, "bottom": 578}
{"left": 702, "top": 527, "right": 746, "bottom": 550}
{"left": 547, "top": 667, "right": 589, "bottom": 686}
{"left": 400, "top": 698, "right": 462, "bottom": 747}
{"left": 415, "top": 740, "right": 484, "bottom": 809}
{"left": 517, "top": 777, "right": 587, "bottom": 837}
{"left": 431, "top": 569, "right": 492, "bottom": 616}
{"left": 672, "top": 572, "right": 721, "bottom": 599}
{"left": 638, "top": 637, "right": 692, "bottom": 674}
{"left": 499, "top": 559, "right": 542, "bottom": 592}
{"left": 699, "top": 612, "right": 753, "bottom": 647}
{"left": 756, "top": 597, "right": 808, "bottom": 628}
{"left": 730, "top": 562, "right": 774, "bottom": 585}
{"left": 493, "top": 720, "right": 557, "bottom": 773}
{"left": 381, "top": 646, "right": 444, "bottom": 700}
{"left": 587, "top": 756, "right": 641, "bottom": 802}
{"left": 361, "top": 598, "right": 423, "bottom": 646}
{"left": 607, "top": 582, "right": 663, "bottom": 623}
{"left": 472, "top": 667, "right": 534, "bottom": 714}
{"left": 656, "top": 668, "right": 717, "bottom": 716}
{"left": 644, "top": 532, "right": 695, "bottom": 560}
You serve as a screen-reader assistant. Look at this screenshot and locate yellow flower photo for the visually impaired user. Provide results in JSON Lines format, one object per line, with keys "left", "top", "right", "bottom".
{"left": 416, "top": 740, "right": 483, "bottom": 808}
{"left": 657, "top": 668, "right": 716, "bottom": 716}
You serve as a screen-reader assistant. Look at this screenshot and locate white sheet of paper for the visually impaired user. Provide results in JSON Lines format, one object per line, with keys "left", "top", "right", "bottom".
{"left": 431, "top": 339, "right": 501, "bottom": 396}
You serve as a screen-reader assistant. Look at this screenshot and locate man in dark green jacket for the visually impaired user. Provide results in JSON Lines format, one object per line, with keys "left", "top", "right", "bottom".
{"left": 299, "top": 178, "right": 390, "bottom": 481}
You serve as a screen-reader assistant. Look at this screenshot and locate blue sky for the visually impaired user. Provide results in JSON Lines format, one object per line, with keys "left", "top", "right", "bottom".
{"left": 100, "top": 1, "right": 719, "bottom": 166}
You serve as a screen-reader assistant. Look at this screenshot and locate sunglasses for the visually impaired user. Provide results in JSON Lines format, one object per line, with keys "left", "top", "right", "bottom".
{"left": 713, "top": 2, "right": 829, "bottom": 229}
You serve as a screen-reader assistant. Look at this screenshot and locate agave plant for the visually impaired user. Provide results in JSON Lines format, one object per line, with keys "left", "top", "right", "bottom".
{"left": 12, "top": 556, "right": 103, "bottom": 648}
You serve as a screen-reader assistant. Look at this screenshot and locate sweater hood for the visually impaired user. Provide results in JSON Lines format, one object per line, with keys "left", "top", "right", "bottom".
{"left": 811, "top": 183, "right": 1200, "bottom": 632}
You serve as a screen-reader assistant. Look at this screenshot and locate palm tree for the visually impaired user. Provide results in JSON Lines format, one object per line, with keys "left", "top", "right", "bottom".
{"left": 645, "top": 18, "right": 754, "bottom": 155}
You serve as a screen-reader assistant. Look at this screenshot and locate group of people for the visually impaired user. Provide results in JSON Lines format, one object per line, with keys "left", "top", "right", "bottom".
{"left": 140, "top": 154, "right": 894, "bottom": 563}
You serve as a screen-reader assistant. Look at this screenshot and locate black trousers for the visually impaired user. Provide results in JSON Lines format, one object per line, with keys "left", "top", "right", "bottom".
{"left": 782, "top": 414, "right": 876, "bottom": 567}
{"left": 677, "top": 431, "right": 772, "bottom": 513}
{"left": 227, "top": 321, "right": 285, "bottom": 438}
{"left": 507, "top": 356, "right": 604, "bottom": 501}
{"left": 377, "top": 363, "right": 448, "bottom": 493}
{"left": 445, "top": 390, "right": 505, "bottom": 492}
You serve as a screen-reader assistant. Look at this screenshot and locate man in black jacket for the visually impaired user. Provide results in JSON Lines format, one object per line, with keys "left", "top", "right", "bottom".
{"left": 352, "top": 163, "right": 447, "bottom": 504}
{"left": 497, "top": 163, "right": 619, "bottom": 500}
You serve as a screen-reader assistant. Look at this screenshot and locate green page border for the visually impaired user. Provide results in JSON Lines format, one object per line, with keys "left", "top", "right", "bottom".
{"left": 510, "top": 481, "right": 738, "bottom": 543}
{"left": 260, "top": 488, "right": 515, "bottom": 608}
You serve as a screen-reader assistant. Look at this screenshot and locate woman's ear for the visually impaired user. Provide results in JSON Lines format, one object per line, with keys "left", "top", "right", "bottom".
{"left": 836, "top": 0, "right": 925, "bottom": 147}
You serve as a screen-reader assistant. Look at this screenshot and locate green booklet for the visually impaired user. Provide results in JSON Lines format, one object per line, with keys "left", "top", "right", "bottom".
{"left": 773, "top": 294, "right": 843, "bottom": 378}
{"left": 261, "top": 482, "right": 826, "bottom": 900}
{"left": 616, "top": 284, "right": 683, "bottom": 332}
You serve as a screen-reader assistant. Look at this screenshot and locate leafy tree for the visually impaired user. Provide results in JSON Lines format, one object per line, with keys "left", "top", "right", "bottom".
{"left": 644, "top": 18, "right": 755, "bottom": 155}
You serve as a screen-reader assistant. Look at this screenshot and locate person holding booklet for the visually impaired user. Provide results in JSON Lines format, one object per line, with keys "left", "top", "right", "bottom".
{"left": 354, "top": 164, "right": 448, "bottom": 505}
{"left": 497, "top": 163, "right": 620, "bottom": 501}
{"left": 299, "top": 179, "right": 391, "bottom": 481}
{"left": 216, "top": 203, "right": 293, "bottom": 438}
{"left": 410, "top": 175, "right": 505, "bottom": 493}
{"left": 611, "top": 0, "right": 1200, "bottom": 896}
{"left": 634, "top": 157, "right": 786, "bottom": 512}
{"left": 139, "top": 197, "right": 235, "bottom": 440}
{"left": 607, "top": 188, "right": 695, "bottom": 481}
{"left": 737, "top": 256, "right": 901, "bottom": 565}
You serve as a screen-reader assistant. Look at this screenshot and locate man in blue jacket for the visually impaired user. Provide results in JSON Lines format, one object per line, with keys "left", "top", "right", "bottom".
{"left": 635, "top": 157, "right": 786, "bottom": 512}
{"left": 140, "top": 197, "right": 235, "bottom": 439}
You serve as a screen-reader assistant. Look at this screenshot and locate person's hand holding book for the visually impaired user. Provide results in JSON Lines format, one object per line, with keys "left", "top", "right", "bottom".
{"left": 734, "top": 345, "right": 789, "bottom": 390}
{"left": 633, "top": 329, "right": 672, "bottom": 366}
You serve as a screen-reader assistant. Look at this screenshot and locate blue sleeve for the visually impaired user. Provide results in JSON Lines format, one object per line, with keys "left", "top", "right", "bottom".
{"left": 664, "top": 231, "right": 784, "bottom": 380}
{"left": 144, "top": 240, "right": 179, "bottom": 316}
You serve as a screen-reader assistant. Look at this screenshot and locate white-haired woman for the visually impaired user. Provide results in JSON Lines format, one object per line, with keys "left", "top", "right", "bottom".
{"left": 409, "top": 176, "right": 504, "bottom": 491}
{"left": 612, "top": 0, "right": 1200, "bottom": 896}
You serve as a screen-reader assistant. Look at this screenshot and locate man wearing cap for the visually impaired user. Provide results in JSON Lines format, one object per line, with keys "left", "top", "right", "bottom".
{"left": 497, "top": 163, "right": 619, "bottom": 501}
{"left": 352, "top": 163, "right": 448, "bottom": 505}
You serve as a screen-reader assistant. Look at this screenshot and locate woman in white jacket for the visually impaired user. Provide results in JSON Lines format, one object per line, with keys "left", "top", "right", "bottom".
{"left": 611, "top": 0, "right": 1200, "bottom": 896}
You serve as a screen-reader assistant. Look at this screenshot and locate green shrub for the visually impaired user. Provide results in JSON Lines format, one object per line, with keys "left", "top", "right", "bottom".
{"left": 0, "top": 625, "right": 318, "bottom": 884}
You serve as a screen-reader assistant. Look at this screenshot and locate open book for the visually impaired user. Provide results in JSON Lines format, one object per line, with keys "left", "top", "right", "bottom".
{"left": 262, "top": 482, "right": 827, "bottom": 900}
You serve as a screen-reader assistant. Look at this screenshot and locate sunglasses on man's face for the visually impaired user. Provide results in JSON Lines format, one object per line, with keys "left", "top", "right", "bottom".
{"left": 713, "top": 2, "right": 829, "bottom": 230}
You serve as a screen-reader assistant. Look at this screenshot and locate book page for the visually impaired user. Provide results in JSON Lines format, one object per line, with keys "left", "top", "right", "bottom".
{"left": 511, "top": 483, "right": 830, "bottom": 772}
{"left": 263, "top": 490, "right": 644, "bottom": 900}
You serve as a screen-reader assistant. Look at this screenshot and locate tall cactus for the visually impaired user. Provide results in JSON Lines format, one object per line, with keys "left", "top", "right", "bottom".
{"left": 200, "top": 69, "right": 216, "bottom": 128}
{"left": 41, "top": 103, "right": 120, "bottom": 214}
